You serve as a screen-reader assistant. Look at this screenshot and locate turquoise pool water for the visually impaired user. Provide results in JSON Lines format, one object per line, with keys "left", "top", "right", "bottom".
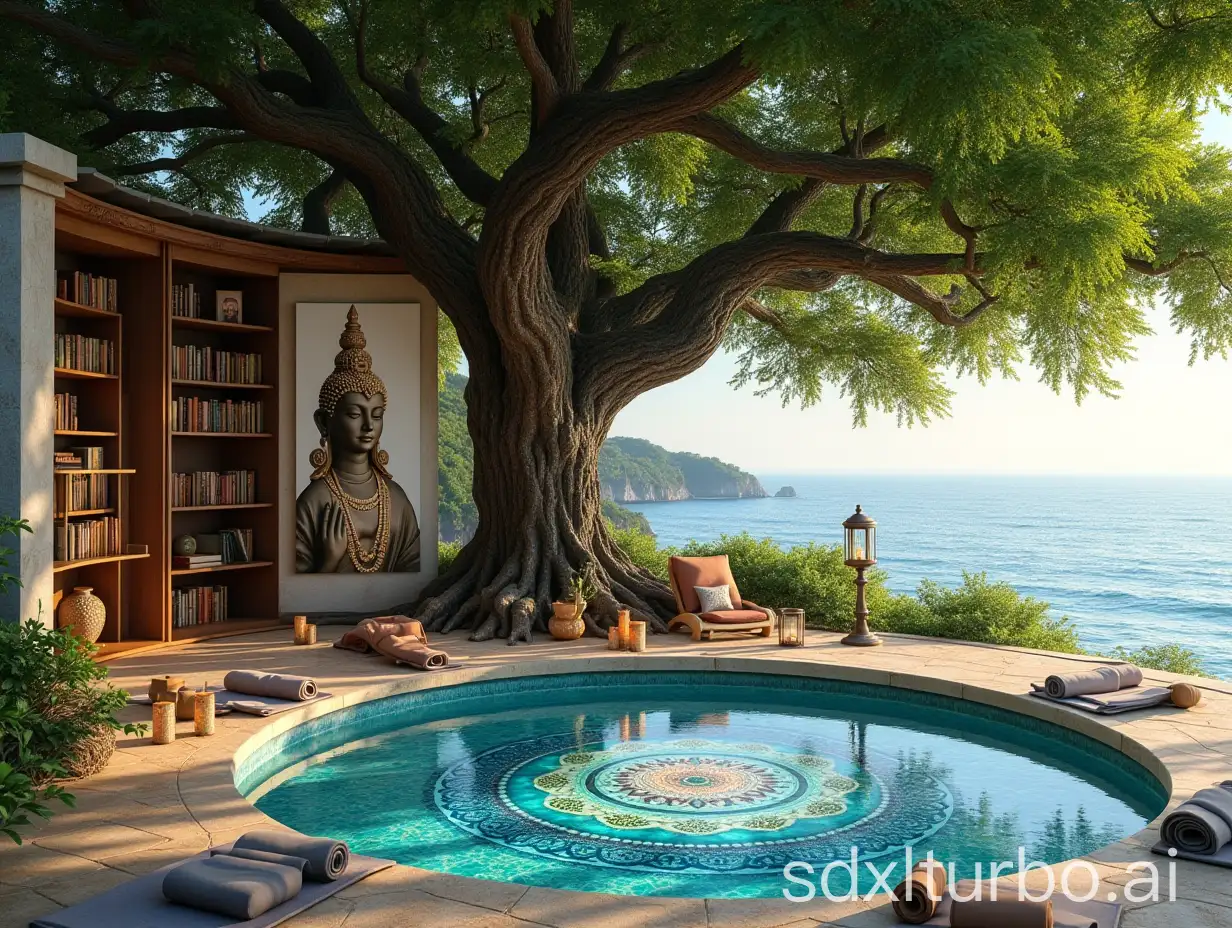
{"left": 238, "top": 672, "right": 1166, "bottom": 898}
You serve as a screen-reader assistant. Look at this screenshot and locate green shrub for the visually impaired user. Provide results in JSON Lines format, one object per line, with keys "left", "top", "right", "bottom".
{"left": 438, "top": 540, "right": 463, "bottom": 574}
{"left": 0, "top": 619, "right": 144, "bottom": 843}
{"left": 876, "top": 572, "right": 1084, "bottom": 654}
{"left": 1104, "top": 644, "right": 1209, "bottom": 677}
{"left": 609, "top": 526, "right": 668, "bottom": 580}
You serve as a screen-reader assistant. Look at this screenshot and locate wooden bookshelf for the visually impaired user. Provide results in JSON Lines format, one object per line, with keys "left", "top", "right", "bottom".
{"left": 170, "top": 559, "right": 275, "bottom": 577}
{"left": 52, "top": 254, "right": 150, "bottom": 647}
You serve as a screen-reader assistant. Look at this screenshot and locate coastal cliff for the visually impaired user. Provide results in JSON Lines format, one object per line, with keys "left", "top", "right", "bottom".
{"left": 599, "top": 437, "right": 767, "bottom": 503}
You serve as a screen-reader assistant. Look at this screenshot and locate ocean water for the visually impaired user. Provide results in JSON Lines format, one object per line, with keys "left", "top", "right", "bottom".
{"left": 624, "top": 475, "right": 1232, "bottom": 679}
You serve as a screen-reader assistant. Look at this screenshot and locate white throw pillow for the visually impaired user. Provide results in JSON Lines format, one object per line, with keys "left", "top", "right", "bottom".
{"left": 695, "top": 585, "right": 734, "bottom": 613}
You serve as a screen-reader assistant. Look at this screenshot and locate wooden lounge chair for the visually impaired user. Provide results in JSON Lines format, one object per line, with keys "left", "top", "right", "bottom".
{"left": 666, "top": 555, "right": 776, "bottom": 641}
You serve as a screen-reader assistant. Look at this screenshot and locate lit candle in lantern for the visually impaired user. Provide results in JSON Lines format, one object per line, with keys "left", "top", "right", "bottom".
{"left": 854, "top": 546, "right": 864, "bottom": 560}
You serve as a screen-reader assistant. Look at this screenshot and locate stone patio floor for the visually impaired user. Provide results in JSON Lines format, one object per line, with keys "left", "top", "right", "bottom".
{"left": 3, "top": 628, "right": 1232, "bottom": 927}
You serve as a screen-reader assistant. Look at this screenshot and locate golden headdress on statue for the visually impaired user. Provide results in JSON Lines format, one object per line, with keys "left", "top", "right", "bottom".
{"left": 317, "top": 306, "right": 387, "bottom": 416}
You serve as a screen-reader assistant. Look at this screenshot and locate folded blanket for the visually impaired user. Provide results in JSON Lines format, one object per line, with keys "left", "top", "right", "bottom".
{"left": 376, "top": 634, "right": 448, "bottom": 670}
{"left": 334, "top": 617, "right": 425, "bottom": 654}
{"left": 1030, "top": 683, "right": 1171, "bottom": 715}
{"left": 1161, "top": 786, "right": 1232, "bottom": 855}
{"left": 1044, "top": 664, "right": 1142, "bottom": 699}
{"left": 949, "top": 898, "right": 1053, "bottom": 928}
{"left": 223, "top": 670, "right": 317, "bottom": 702}
{"left": 162, "top": 854, "right": 302, "bottom": 920}
{"left": 890, "top": 861, "right": 947, "bottom": 924}
{"left": 233, "top": 829, "right": 349, "bottom": 882}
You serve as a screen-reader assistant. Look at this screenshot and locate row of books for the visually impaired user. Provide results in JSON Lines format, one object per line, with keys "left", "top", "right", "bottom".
{"left": 172, "top": 346, "right": 263, "bottom": 384}
{"left": 172, "top": 283, "right": 203, "bottom": 318}
{"left": 57, "top": 272, "right": 118, "bottom": 312}
{"left": 54, "top": 392, "right": 80, "bottom": 431}
{"left": 172, "top": 398, "right": 264, "bottom": 434}
{"left": 57, "top": 474, "right": 111, "bottom": 512}
{"left": 55, "top": 333, "right": 115, "bottom": 375}
{"left": 172, "top": 584, "right": 229, "bottom": 628}
{"left": 172, "top": 470, "right": 257, "bottom": 508}
{"left": 55, "top": 517, "right": 121, "bottom": 562}
{"left": 54, "top": 446, "right": 104, "bottom": 470}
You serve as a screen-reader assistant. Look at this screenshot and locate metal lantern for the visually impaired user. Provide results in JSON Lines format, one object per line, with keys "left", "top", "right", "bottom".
{"left": 841, "top": 505, "right": 882, "bottom": 647}
{"left": 779, "top": 608, "right": 806, "bottom": 646}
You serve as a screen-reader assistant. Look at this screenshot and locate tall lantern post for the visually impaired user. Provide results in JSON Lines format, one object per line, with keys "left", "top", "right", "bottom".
{"left": 841, "top": 505, "right": 882, "bottom": 647}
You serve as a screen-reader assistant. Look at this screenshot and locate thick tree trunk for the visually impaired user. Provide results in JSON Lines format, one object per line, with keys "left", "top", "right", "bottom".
{"left": 410, "top": 358, "right": 677, "bottom": 643}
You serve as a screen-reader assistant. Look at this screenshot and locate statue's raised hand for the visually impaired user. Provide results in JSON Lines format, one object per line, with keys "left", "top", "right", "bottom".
{"left": 319, "top": 501, "right": 349, "bottom": 572}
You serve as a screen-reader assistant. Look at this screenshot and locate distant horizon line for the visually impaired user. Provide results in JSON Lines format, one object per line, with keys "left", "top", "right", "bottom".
{"left": 748, "top": 471, "right": 1232, "bottom": 479}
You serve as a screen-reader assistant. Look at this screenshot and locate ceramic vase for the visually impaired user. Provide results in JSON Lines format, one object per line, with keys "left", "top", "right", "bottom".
{"left": 57, "top": 587, "right": 106, "bottom": 643}
{"left": 549, "top": 601, "right": 586, "bottom": 641}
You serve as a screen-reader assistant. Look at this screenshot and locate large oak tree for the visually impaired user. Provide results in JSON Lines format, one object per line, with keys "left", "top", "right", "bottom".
{"left": 4, "top": 0, "right": 1232, "bottom": 641}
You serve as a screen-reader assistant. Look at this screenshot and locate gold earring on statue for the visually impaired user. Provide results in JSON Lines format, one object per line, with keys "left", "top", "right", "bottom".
{"left": 371, "top": 442, "right": 391, "bottom": 478}
{"left": 309, "top": 436, "right": 331, "bottom": 480}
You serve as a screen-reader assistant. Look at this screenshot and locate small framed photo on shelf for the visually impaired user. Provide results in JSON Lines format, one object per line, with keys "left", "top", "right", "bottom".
{"left": 216, "top": 290, "right": 243, "bottom": 324}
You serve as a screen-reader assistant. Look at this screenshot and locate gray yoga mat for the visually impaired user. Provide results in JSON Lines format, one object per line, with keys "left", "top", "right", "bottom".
{"left": 223, "top": 671, "right": 317, "bottom": 702}
{"left": 922, "top": 883, "right": 1121, "bottom": 927}
{"left": 1153, "top": 839, "right": 1232, "bottom": 868}
{"left": 129, "top": 688, "right": 332, "bottom": 717}
{"left": 162, "top": 854, "right": 302, "bottom": 921}
{"left": 27, "top": 845, "right": 393, "bottom": 928}
{"left": 233, "top": 830, "right": 348, "bottom": 882}
{"left": 1158, "top": 786, "right": 1232, "bottom": 855}
{"left": 1030, "top": 684, "right": 1172, "bottom": 715}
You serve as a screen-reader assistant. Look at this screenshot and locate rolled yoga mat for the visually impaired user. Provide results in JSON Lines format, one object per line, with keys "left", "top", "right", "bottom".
{"left": 949, "top": 898, "right": 1053, "bottom": 928}
{"left": 223, "top": 670, "right": 317, "bottom": 702}
{"left": 890, "top": 861, "right": 947, "bottom": 924}
{"left": 1045, "top": 664, "right": 1142, "bottom": 699}
{"left": 1160, "top": 786, "right": 1232, "bottom": 855}
{"left": 162, "top": 854, "right": 302, "bottom": 920}
{"left": 232, "top": 829, "right": 349, "bottom": 882}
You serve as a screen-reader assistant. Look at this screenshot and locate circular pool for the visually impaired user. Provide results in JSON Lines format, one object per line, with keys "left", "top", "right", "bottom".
{"left": 236, "top": 671, "right": 1166, "bottom": 898}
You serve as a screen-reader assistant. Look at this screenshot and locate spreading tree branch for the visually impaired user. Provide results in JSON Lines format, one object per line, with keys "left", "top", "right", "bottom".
{"left": 301, "top": 166, "right": 347, "bottom": 235}
{"left": 583, "top": 23, "right": 651, "bottom": 92}
{"left": 110, "top": 131, "right": 257, "bottom": 175}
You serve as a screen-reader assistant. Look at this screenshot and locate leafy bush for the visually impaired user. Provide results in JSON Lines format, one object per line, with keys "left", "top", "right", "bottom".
{"left": 438, "top": 539, "right": 463, "bottom": 574}
{"left": 610, "top": 530, "right": 1210, "bottom": 675}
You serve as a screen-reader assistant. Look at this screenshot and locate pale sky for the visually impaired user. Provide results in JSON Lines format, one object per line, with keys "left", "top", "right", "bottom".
{"left": 612, "top": 109, "right": 1232, "bottom": 475}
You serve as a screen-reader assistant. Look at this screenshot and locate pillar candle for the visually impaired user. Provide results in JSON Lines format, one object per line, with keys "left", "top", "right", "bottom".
{"left": 152, "top": 701, "right": 175, "bottom": 744}
{"left": 628, "top": 620, "right": 647, "bottom": 652}
{"left": 293, "top": 614, "right": 308, "bottom": 642}
{"left": 617, "top": 609, "right": 631, "bottom": 648}
{"left": 194, "top": 690, "right": 215, "bottom": 737}
{"left": 607, "top": 627, "right": 622, "bottom": 650}
{"left": 299, "top": 623, "right": 317, "bottom": 645}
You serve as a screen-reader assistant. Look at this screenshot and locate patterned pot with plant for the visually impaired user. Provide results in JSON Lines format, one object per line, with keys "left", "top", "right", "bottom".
{"left": 57, "top": 587, "right": 106, "bottom": 644}
{"left": 549, "top": 601, "right": 586, "bottom": 640}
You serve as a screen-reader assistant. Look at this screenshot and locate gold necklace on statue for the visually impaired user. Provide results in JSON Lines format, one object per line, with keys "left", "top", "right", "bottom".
{"left": 324, "top": 469, "right": 391, "bottom": 572}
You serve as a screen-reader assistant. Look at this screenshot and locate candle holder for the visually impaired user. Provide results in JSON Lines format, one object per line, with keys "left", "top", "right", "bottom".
{"left": 194, "top": 689, "right": 215, "bottom": 737}
{"left": 152, "top": 701, "right": 175, "bottom": 744}
{"left": 779, "top": 608, "right": 806, "bottom": 646}
{"left": 296, "top": 623, "right": 317, "bottom": 645}
{"left": 293, "top": 614, "right": 308, "bottom": 642}
{"left": 842, "top": 505, "right": 882, "bottom": 647}
{"left": 628, "top": 620, "right": 647, "bottom": 652}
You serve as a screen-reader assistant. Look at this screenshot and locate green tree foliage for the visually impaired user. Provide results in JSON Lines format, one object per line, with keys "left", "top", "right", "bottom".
{"left": 610, "top": 530, "right": 1209, "bottom": 675}
{"left": 438, "top": 372, "right": 477, "bottom": 543}
{"left": 3, "top": 1, "right": 1232, "bottom": 419}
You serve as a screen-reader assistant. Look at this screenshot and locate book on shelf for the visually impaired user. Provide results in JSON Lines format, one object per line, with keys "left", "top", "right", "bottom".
{"left": 172, "top": 554, "right": 223, "bottom": 569}
{"left": 172, "top": 584, "right": 228, "bottom": 628}
{"left": 54, "top": 392, "right": 79, "bottom": 431}
{"left": 57, "top": 473, "right": 110, "bottom": 512}
{"left": 171, "top": 397, "right": 264, "bottom": 434}
{"left": 172, "top": 345, "right": 263, "bottom": 384}
{"left": 220, "top": 528, "right": 253, "bottom": 564}
{"left": 55, "top": 517, "right": 121, "bottom": 561}
{"left": 57, "top": 272, "right": 118, "bottom": 312}
{"left": 54, "top": 333, "right": 115, "bottom": 374}
{"left": 171, "top": 470, "right": 256, "bottom": 507}
{"left": 172, "top": 283, "right": 202, "bottom": 318}
{"left": 54, "top": 451, "right": 82, "bottom": 469}
{"left": 69, "top": 446, "right": 104, "bottom": 470}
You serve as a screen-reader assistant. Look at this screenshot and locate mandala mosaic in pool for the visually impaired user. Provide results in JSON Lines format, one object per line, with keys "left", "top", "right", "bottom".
{"left": 240, "top": 671, "right": 1167, "bottom": 898}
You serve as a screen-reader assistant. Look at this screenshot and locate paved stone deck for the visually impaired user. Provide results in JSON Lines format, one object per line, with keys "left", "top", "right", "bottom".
{"left": 3, "top": 629, "right": 1231, "bottom": 928}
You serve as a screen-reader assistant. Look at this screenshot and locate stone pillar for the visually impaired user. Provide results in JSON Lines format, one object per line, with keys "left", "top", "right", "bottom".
{"left": 0, "top": 134, "right": 76, "bottom": 625}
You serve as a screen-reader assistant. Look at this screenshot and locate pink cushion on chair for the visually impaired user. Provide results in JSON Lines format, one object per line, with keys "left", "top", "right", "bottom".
{"left": 669, "top": 556, "right": 743, "bottom": 613}
{"left": 699, "top": 609, "right": 769, "bottom": 625}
